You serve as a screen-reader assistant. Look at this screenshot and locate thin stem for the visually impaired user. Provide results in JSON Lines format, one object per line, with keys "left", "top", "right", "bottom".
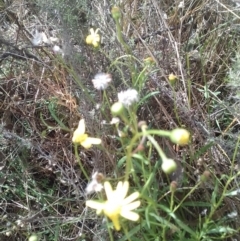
{"left": 106, "top": 219, "right": 114, "bottom": 241}
{"left": 115, "top": 18, "right": 131, "bottom": 54}
{"left": 74, "top": 144, "right": 89, "bottom": 181}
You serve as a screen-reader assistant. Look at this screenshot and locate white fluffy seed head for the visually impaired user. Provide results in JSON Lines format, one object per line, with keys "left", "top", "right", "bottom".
{"left": 117, "top": 89, "right": 139, "bottom": 108}
{"left": 92, "top": 73, "right": 112, "bottom": 90}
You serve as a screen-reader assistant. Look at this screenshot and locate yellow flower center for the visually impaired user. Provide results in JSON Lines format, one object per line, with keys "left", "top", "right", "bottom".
{"left": 179, "top": 132, "right": 190, "bottom": 145}
{"left": 77, "top": 133, "right": 88, "bottom": 144}
{"left": 170, "top": 128, "right": 190, "bottom": 146}
{"left": 104, "top": 199, "right": 122, "bottom": 230}
{"left": 104, "top": 200, "right": 121, "bottom": 216}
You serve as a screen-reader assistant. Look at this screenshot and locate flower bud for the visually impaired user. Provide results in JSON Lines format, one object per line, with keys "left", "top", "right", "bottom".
{"left": 200, "top": 170, "right": 211, "bottom": 182}
{"left": 170, "top": 181, "right": 178, "bottom": 193}
{"left": 170, "top": 128, "right": 190, "bottom": 146}
{"left": 138, "top": 121, "right": 147, "bottom": 130}
{"left": 111, "top": 102, "right": 124, "bottom": 116}
{"left": 29, "top": 234, "right": 38, "bottom": 241}
{"left": 161, "top": 158, "right": 177, "bottom": 174}
{"left": 144, "top": 57, "right": 155, "bottom": 65}
{"left": 111, "top": 6, "right": 121, "bottom": 20}
{"left": 168, "top": 73, "right": 177, "bottom": 86}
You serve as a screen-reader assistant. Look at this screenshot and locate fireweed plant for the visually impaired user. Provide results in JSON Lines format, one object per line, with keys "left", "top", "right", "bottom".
{"left": 68, "top": 5, "right": 240, "bottom": 241}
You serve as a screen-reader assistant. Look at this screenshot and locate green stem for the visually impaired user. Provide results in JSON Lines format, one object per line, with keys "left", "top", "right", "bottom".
{"left": 103, "top": 90, "right": 111, "bottom": 109}
{"left": 174, "top": 182, "right": 202, "bottom": 212}
{"left": 74, "top": 144, "right": 89, "bottom": 181}
{"left": 125, "top": 145, "right": 133, "bottom": 181}
{"left": 128, "top": 107, "right": 138, "bottom": 133}
{"left": 119, "top": 110, "right": 131, "bottom": 127}
{"left": 144, "top": 129, "right": 171, "bottom": 138}
{"left": 124, "top": 128, "right": 172, "bottom": 180}
{"left": 115, "top": 19, "right": 130, "bottom": 54}
{"left": 106, "top": 219, "right": 114, "bottom": 241}
{"left": 144, "top": 133, "right": 168, "bottom": 161}
{"left": 134, "top": 66, "right": 148, "bottom": 90}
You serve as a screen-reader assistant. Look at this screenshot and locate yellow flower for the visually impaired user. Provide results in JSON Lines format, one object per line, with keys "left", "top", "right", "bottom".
{"left": 86, "top": 28, "right": 100, "bottom": 47}
{"left": 72, "top": 119, "right": 101, "bottom": 148}
{"left": 170, "top": 128, "right": 190, "bottom": 146}
{"left": 86, "top": 181, "right": 140, "bottom": 231}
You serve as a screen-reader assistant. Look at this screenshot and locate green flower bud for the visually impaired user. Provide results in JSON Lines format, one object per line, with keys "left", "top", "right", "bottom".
{"left": 111, "top": 102, "right": 124, "bottom": 116}
{"left": 29, "top": 234, "right": 38, "bottom": 241}
{"left": 161, "top": 158, "right": 177, "bottom": 174}
{"left": 111, "top": 6, "right": 121, "bottom": 21}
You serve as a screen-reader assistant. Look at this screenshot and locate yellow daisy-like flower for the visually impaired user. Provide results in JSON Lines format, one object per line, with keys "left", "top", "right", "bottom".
{"left": 86, "top": 28, "right": 100, "bottom": 47}
{"left": 86, "top": 181, "right": 140, "bottom": 231}
{"left": 169, "top": 128, "right": 190, "bottom": 146}
{"left": 72, "top": 119, "right": 101, "bottom": 149}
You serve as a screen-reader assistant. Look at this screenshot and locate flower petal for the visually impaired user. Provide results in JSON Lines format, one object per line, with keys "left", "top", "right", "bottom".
{"left": 81, "top": 137, "right": 101, "bottom": 149}
{"left": 72, "top": 119, "right": 87, "bottom": 143}
{"left": 86, "top": 200, "right": 104, "bottom": 212}
{"left": 122, "top": 200, "right": 141, "bottom": 211}
{"left": 92, "top": 40, "right": 99, "bottom": 47}
{"left": 92, "top": 41, "right": 99, "bottom": 47}
{"left": 80, "top": 139, "right": 92, "bottom": 149}
{"left": 116, "top": 181, "right": 123, "bottom": 192}
{"left": 120, "top": 210, "right": 140, "bottom": 221}
{"left": 115, "top": 181, "right": 129, "bottom": 200}
{"left": 87, "top": 137, "right": 102, "bottom": 145}
{"left": 121, "top": 181, "right": 129, "bottom": 199}
{"left": 89, "top": 28, "right": 95, "bottom": 35}
{"left": 122, "top": 191, "right": 140, "bottom": 205}
{"left": 86, "top": 35, "right": 93, "bottom": 44}
{"left": 78, "top": 119, "right": 86, "bottom": 135}
{"left": 94, "top": 34, "right": 100, "bottom": 42}
{"left": 104, "top": 181, "right": 113, "bottom": 200}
